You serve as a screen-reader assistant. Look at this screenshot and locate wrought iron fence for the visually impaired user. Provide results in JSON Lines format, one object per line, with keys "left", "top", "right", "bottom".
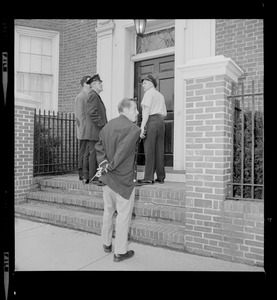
{"left": 227, "top": 79, "right": 264, "bottom": 201}
{"left": 33, "top": 109, "right": 78, "bottom": 176}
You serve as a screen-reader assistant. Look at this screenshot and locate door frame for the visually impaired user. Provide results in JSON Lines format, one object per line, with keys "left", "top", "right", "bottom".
{"left": 131, "top": 47, "right": 175, "bottom": 63}
{"left": 97, "top": 19, "right": 216, "bottom": 172}
{"left": 96, "top": 19, "right": 186, "bottom": 170}
{"left": 130, "top": 32, "right": 176, "bottom": 168}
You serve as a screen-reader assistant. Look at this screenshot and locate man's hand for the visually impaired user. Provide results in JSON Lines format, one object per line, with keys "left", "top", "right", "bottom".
{"left": 98, "top": 160, "right": 109, "bottom": 175}
{"left": 76, "top": 118, "right": 80, "bottom": 127}
{"left": 140, "top": 128, "right": 146, "bottom": 139}
{"left": 90, "top": 160, "right": 109, "bottom": 182}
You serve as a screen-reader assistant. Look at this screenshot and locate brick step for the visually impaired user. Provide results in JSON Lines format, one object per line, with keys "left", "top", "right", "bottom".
{"left": 15, "top": 202, "right": 186, "bottom": 250}
{"left": 34, "top": 175, "right": 186, "bottom": 206}
{"left": 27, "top": 191, "right": 104, "bottom": 212}
{"left": 38, "top": 177, "right": 104, "bottom": 198}
{"left": 26, "top": 191, "right": 186, "bottom": 225}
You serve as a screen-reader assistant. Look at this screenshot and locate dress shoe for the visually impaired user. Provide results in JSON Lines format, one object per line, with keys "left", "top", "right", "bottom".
{"left": 113, "top": 250, "right": 135, "bottom": 262}
{"left": 90, "top": 177, "right": 98, "bottom": 184}
{"left": 155, "top": 179, "right": 164, "bottom": 184}
{"left": 97, "top": 180, "right": 106, "bottom": 186}
{"left": 82, "top": 178, "right": 89, "bottom": 184}
{"left": 137, "top": 179, "right": 154, "bottom": 185}
{"left": 103, "top": 244, "right": 112, "bottom": 253}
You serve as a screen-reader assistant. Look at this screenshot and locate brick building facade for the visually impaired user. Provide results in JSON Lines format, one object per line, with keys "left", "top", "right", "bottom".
{"left": 216, "top": 19, "right": 263, "bottom": 88}
{"left": 14, "top": 19, "right": 263, "bottom": 112}
{"left": 14, "top": 19, "right": 264, "bottom": 266}
{"left": 14, "top": 19, "right": 97, "bottom": 112}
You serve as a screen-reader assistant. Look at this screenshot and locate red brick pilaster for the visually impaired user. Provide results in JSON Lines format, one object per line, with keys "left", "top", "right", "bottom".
{"left": 185, "top": 74, "right": 233, "bottom": 203}
{"left": 15, "top": 105, "right": 36, "bottom": 204}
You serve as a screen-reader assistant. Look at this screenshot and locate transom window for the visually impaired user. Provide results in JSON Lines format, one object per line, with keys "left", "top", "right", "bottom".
{"left": 136, "top": 27, "right": 175, "bottom": 54}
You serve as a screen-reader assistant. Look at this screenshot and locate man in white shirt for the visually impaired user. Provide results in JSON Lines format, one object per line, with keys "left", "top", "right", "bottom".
{"left": 138, "top": 74, "right": 167, "bottom": 185}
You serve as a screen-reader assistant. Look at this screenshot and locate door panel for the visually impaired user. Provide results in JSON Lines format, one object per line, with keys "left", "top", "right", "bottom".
{"left": 160, "top": 77, "right": 174, "bottom": 113}
{"left": 140, "top": 64, "right": 154, "bottom": 75}
{"left": 134, "top": 55, "right": 174, "bottom": 166}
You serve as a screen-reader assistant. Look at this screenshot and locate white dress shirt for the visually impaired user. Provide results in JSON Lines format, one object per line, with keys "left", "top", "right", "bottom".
{"left": 141, "top": 87, "right": 167, "bottom": 117}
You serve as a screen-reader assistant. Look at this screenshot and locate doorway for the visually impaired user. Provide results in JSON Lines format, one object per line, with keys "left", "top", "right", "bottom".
{"left": 134, "top": 55, "right": 174, "bottom": 167}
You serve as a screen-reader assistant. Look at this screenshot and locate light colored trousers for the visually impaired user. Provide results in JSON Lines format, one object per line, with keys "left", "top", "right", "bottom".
{"left": 101, "top": 185, "right": 135, "bottom": 255}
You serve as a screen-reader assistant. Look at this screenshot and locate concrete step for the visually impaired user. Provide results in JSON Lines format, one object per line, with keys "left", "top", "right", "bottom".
{"left": 15, "top": 202, "right": 186, "bottom": 250}
{"left": 34, "top": 175, "right": 186, "bottom": 207}
{"left": 137, "top": 165, "right": 186, "bottom": 183}
{"left": 21, "top": 175, "right": 187, "bottom": 251}
{"left": 25, "top": 190, "right": 186, "bottom": 225}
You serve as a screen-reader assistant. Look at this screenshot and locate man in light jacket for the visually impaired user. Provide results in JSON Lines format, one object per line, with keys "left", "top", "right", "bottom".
{"left": 74, "top": 75, "right": 91, "bottom": 180}
{"left": 138, "top": 74, "right": 167, "bottom": 185}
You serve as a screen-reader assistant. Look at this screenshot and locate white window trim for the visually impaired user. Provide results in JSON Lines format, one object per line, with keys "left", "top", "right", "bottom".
{"left": 14, "top": 25, "right": 60, "bottom": 112}
{"left": 131, "top": 19, "right": 176, "bottom": 62}
{"left": 131, "top": 47, "right": 175, "bottom": 62}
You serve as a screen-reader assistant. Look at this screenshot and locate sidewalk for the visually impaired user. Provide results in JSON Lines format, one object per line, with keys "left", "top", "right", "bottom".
{"left": 15, "top": 218, "right": 264, "bottom": 272}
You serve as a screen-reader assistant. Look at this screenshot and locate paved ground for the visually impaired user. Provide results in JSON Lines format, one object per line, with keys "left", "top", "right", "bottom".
{"left": 14, "top": 218, "right": 264, "bottom": 272}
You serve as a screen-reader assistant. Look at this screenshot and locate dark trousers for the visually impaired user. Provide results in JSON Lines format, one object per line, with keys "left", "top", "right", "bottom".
{"left": 83, "top": 140, "right": 98, "bottom": 180}
{"left": 78, "top": 139, "right": 87, "bottom": 178}
{"left": 143, "top": 114, "right": 165, "bottom": 181}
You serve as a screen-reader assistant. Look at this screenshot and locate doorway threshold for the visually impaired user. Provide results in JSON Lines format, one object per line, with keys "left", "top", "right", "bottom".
{"left": 136, "top": 166, "right": 186, "bottom": 183}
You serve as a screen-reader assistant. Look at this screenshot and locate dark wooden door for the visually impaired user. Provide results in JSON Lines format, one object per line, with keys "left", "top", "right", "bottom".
{"left": 134, "top": 55, "right": 174, "bottom": 166}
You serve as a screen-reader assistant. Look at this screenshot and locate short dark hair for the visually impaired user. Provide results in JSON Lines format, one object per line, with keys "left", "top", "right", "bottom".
{"left": 80, "top": 75, "right": 91, "bottom": 86}
{"left": 118, "top": 98, "right": 136, "bottom": 113}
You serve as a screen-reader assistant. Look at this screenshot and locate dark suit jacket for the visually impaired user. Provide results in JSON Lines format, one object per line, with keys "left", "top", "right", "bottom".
{"left": 84, "top": 89, "right": 107, "bottom": 141}
{"left": 95, "top": 115, "right": 141, "bottom": 199}
{"left": 74, "top": 90, "right": 88, "bottom": 140}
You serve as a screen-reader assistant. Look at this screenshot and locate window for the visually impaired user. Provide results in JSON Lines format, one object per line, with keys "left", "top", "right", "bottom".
{"left": 15, "top": 26, "right": 59, "bottom": 112}
{"left": 136, "top": 27, "right": 175, "bottom": 54}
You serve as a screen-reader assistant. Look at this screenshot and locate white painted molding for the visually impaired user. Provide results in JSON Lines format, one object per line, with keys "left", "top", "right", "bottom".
{"left": 176, "top": 55, "right": 244, "bottom": 83}
{"left": 131, "top": 47, "right": 175, "bottom": 62}
{"left": 95, "top": 20, "right": 115, "bottom": 36}
{"left": 15, "top": 92, "right": 40, "bottom": 109}
{"left": 143, "top": 19, "right": 176, "bottom": 34}
{"left": 96, "top": 20, "right": 115, "bottom": 120}
{"left": 15, "top": 25, "right": 59, "bottom": 39}
{"left": 97, "top": 20, "right": 111, "bottom": 26}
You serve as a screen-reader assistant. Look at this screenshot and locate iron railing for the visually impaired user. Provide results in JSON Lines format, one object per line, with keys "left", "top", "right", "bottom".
{"left": 33, "top": 109, "right": 78, "bottom": 176}
{"left": 227, "top": 79, "right": 264, "bottom": 201}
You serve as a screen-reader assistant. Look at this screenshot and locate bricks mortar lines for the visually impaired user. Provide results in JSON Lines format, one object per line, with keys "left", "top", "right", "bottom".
{"left": 15, "top": 106, "right": 37, "bottom": 204}
{"left": 13, "top": 19, "right": 264, "bottom": 266}
{"left": 184, "top": 74, "right": 263, "bottom": 266}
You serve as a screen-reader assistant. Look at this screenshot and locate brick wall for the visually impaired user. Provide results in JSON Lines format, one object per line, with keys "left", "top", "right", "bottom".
{"left": 13, "top": 19, "right": 264, "bottom": 266}
{"left": 59, "top": 19, "right": 97, "bottom": 113}
{"left": 15, "top": 19, "right": 264, "bottom": 110}
{"left": 216, "top": 19, "right": 264, "bottom": 90}
{"left": 185, "top": 74, "right": 233, "bottom": 203}
{"left": 184, "top": 73, "right": 264, "bottom": 266}
{"left": 14, "top": 19, "right": 97, "bottom": 114}
{"left": 14, "top": 19, "right": 263, "bottom": 110}
{"left": 15, "top": 105, "right": 36, "bottom": 204}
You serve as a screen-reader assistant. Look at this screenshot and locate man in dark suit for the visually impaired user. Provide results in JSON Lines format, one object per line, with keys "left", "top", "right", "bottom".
{"left": 83, "top": 74, "right": 108, "bottom": 184}
{"left": 95, "top": 98, "right": 140, "bottom": 262}
{"left": 74, "top": 75, "right": 91, "bottom": 181}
